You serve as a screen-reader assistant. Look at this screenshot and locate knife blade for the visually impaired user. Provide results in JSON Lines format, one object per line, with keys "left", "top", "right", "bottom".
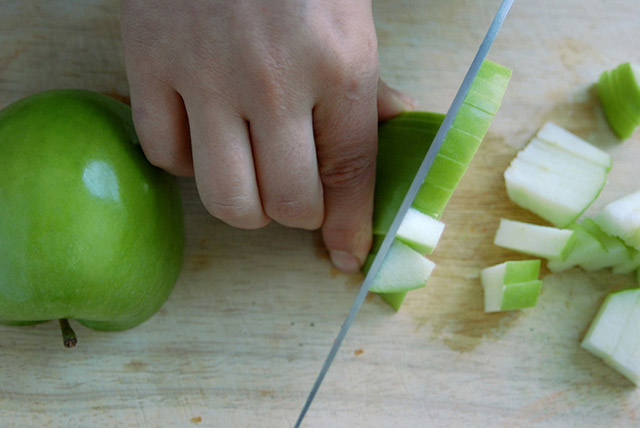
{"left": 294, "top": 1, "right": 514, "bottom": 426}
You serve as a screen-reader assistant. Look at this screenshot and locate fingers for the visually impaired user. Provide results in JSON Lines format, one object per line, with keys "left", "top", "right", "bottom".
{"left": 313, "top": 81, "right": 380, "bottom": 273}
{"left": 127, "top": 79, "right": 194, "bottom": 177}
{"left": 249, "top": 109, "right": 324, "bottom": 230}
{"left": 186, "top": 97, "right": 270, "bottom": 229}
{"left": 377, "top": 78, "right": 416, "bottom": 122}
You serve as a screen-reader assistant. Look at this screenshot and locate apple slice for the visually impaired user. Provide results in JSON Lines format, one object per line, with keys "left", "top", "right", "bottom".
{"left": 504, "top": 122, "right": 611, "bottom": 228}
{"left": 395, "top": 208, "right": 445, "bottom": 255}
{"left": 612, "top": 249, "right": 640, "bottom": 275}
{"left": 578, "top": 219, "right": 632, "bottom": 271}
{"left": 595, "top": 188, "right": 640, "bottom": 251}
{"left": 597, "top": 63, "right": 640, "bottom": 140}
{"left": 481, "top": 259, "right": 542, "bottom": 312}
{"left": 494, "top": 219, "right": 576, "bottom": 260}
{"left": 368, "top": 241, "right": 436, "bottom": 294}
{"left": 546, "top": 223, "right": 605, "bottom": 272}
{"left": 581, "top": 288, "right": 640, "bottom": 385}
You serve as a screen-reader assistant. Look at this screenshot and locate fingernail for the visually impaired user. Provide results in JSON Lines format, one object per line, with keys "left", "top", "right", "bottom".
{"left": 329, "top": 250, "right": 361, "bottom": 274}
{"left": 392, "top": 90, "right": 417, "bottom": 111}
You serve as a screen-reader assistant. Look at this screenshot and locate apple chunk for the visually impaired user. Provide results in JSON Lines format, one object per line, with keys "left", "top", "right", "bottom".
{"left": 481, "top": 260, "right": 542, "bottom": 312}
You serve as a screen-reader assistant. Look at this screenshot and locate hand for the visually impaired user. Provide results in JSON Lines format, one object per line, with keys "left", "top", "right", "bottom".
{"left": 120, "top": 0, "right": 414, "bottom": 272}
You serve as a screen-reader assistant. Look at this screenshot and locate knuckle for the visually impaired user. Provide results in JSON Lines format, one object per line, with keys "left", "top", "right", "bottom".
{"left": 265, "top": 197, "right": 322, "bottom": 229}
{"left": 202, "top": 194, "right": 265, "bottom": 229}
{"left": 320, "top": 152, "right": 376, "bottom": 191}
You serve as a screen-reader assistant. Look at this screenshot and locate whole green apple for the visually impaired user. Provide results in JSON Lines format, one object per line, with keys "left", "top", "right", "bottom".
{"left": 0, "top": 89, "right": 184, "bottom": 346}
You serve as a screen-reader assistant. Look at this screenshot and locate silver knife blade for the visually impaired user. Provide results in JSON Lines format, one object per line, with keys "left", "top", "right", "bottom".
{"left": 294, "top": 1, "right": 514, "bottom": 426}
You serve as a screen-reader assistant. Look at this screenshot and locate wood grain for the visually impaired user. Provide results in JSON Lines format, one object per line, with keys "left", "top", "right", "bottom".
{"left": 1, "top": 1, "right": 639, "bottom": 426}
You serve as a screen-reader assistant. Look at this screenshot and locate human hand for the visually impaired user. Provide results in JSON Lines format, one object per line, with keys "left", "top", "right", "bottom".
{"left": 120, "top": 0, "right": 414, "bottom": 273}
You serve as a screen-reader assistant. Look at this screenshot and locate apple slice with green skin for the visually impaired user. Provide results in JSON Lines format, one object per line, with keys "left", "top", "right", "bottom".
{"left": 481, "top": 259, "right": 542, "bottom": 312}
{"left": 597, "top": 64, "right": 640, "bottom": 140}
{"left": 367, "top": 241, "right": 436, "bottom": 294}
{"left": 581, "top": 288, "right": 640, "bottom": 385}
{"left": 578, "top": 219, "right": 632, "bottom": 271}
{"left": 612, "top": 249, "right": 640, "bottom": 275}
{"left": 0, "top": 90, "right": 184, "bottom": 347}
{"left": 595, "top": 189, "right": 640, "bottom": 251}
{"left": 494, "top": 219, "right": 576, "bottom": 260}
{"left": 394, "top": 208, "right": 445, "bottom": 255}
{"left": 546, "top": 223, "right": 605, "bottom": 272}
{"left": 504, "top": 122, "right": 611, "bottom": 228}
{"left": 598, "top": 71, "right": 636, "bottom": 140}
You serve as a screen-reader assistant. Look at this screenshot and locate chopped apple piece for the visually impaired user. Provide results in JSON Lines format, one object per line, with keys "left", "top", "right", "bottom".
{"left": 369, "top": 241, "right": 435, "bottom": 294}
{"left": 481, "top": 260, "right": 542, "bottom": 312}
{"left": 395, "top": 208, "right": 445, "bottom": 255}
{"left": 504, "top": 122, "right": 610, "bottom": 227}
{"left": 494, "top": 219, "right": 576, "bottom": 260}
{"left": 582, "top": 288, "right": 640, "bottom": 385}
{"left": 595, "top": 189, "right": 640, "bottom": 251}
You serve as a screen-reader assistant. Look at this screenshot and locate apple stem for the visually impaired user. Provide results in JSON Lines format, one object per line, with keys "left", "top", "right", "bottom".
{"left": 59, "top": 319, "right": 77, "bottom": 348}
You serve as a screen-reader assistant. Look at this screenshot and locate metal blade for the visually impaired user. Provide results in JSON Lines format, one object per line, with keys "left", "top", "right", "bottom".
{"left": 294, "top": 1, "right": 514, "bottom": 426}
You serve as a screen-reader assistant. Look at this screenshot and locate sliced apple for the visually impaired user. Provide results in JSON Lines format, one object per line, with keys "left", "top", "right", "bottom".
{"left": 595, "top": 188, "right": 640, "bottom": 251}
{"left": 481, "top": 259, "right": 542, "bottom": 312}
{"left": 578, "top": 219, "right": 632, "bottom": 271}
{"left": 582, "top": 288, "right": 640, "bottom": 385}
{"left": 504, "top": 122, "right": 611, "bottom": 228}
{"left": 494, "top": 219, "right": 576, "bottom": 260}
{"left": 368, "top": 241, "right": 436, "bottom": 294}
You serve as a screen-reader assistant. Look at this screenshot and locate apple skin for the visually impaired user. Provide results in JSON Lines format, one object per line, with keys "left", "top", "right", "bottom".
{"left": 0, "top": 89, "right": 184, "bottom": 331}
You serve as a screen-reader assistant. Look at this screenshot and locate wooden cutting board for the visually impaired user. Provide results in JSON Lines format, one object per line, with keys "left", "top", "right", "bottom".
{"left": 1, "top": 1, "right": 639, "bottom": 426}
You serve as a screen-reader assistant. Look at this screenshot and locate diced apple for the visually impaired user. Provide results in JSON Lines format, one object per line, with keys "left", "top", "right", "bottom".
{"left": 582, "top": 288, "right": 640, "bottom": 385}
{"left": 481, "top": 259, "right": 542, "bottom": 312}
{"left": 494, "top": 219, "right": 576, "bottom": 260}
{"left": 504, "top": 123, "right": 610, "bottom": 227}
{"left": 546, "top": 223, "right": 605, "bottom": 272}
{"left": 396, "top": 208, "right": 445, "bottom": 255}
{"left": 595, "top": 189, "right": 640, "bottom": 251}
{"left": 369, "top": 240, "right": 436, "bottom": 294}
{"left": 579, "top": 219, "right": 632, "bottom": 271}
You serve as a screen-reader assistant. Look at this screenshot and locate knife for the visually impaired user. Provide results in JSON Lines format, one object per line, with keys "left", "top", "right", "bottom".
{"left": 294, "top": 1, "right": 514, "bottom": 426}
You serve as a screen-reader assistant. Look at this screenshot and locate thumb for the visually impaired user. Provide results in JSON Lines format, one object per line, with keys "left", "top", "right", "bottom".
{"left": 377, "top": 78, "right": 416, "bottom": 122}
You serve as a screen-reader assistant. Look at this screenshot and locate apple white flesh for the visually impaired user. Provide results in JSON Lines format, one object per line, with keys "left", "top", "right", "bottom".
{"left": 494, "top": 219, "right": 575, "bottom": 260}
{"left": 369, "top": 240, "right": 436, "bottom": 294}
{"left": 396, "top": 208, "right": 445, "bottom": 255}
{"left": 536, "top": 122, "right": 612, "bottom": 168}
{"left": 595, "top": 189, "right": 640, "bottom": 251}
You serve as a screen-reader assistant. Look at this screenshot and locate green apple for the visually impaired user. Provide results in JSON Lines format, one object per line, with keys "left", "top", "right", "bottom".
{"left": 0, "top": 89, "right": 184, "bottom": 346}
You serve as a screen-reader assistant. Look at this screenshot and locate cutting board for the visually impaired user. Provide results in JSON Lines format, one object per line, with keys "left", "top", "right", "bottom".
{"left": 1, "top": 1, "right": 639, "bottom": 426}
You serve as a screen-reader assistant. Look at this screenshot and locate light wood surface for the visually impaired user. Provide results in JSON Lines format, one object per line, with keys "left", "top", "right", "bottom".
{"left": 1, "top": 1, "right": 639, "bottom": 427}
